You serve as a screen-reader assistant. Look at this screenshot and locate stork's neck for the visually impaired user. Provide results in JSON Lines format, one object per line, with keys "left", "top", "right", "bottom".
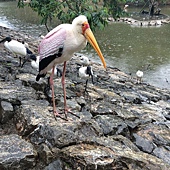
{"left": 68, "top": 26, "right": 87, "bottom": 53}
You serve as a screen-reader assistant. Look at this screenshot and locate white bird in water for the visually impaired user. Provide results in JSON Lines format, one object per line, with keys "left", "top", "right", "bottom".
{"left": 36, "top": 15, "right": 106, "bottom": 120}
{"left": 78, "top": 66, "right": 93, "bottom": 93}
{"left": 0, "top": 36, "right": 34, "bottom": 67}
{"left": 136, "top": 70, "right": 143, "bottom": 84}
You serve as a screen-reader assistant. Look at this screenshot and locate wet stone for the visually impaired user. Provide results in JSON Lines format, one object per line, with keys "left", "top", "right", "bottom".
{"left": 94, "top": 114, "right": 128, "bottom": 136}
{"left": 90, "top": 102, "right": 114, "bottom": 116}
{"left": 0, "top": 134, "right": 37, "bottom": 170}
{"left": 37, "top": 143, "right": 54, "bottom": 165}
{"left": 138, "top": 90, "right": 161, "bottom": 102}
{"left": 59, "top": 136, "right": 170, "bottom": 170}
{"left": 0, "top": 101, "right": 13, "bottom": 124}
{"left": 43, "top": 159, "right": 63, "bottom": 170}
{"left": 16, "top": 73, "right": 47, "bottom": 91}
{"left": 133, "top": 133, "right": 155, "bottom": 153}
{"left": 0, "top": 81, "right": 37, "bottom": 105}
{"left": 120, "top": 91, "right": 142, "bottom": 103}
{"left": 153, "top": 147, "right": 170, "bottom": 165}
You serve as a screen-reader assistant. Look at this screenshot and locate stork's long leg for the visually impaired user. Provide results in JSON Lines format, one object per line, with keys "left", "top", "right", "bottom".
{"left": 62, "top": 61, "right": 67, "bottom": 118}
{"left": 50, "top": 67, "right": 56, "bottom": 114}
{"left": 50, "top": 66, "right": 67, "bottom": 120}
{"left": 62, "top": 61, "right": 80, "bottom": 119}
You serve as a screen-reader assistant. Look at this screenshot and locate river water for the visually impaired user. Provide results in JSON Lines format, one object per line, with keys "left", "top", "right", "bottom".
{"left": 0, "top": 1, "right": 170, "bottom": 89}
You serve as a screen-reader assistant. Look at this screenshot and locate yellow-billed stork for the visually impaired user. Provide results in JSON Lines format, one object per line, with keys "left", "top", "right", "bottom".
{"left": 36, "top": 15, "right": 106, "bottom": 120}
{"left": 0, "top": 36, "right": 34, "bottom": 67}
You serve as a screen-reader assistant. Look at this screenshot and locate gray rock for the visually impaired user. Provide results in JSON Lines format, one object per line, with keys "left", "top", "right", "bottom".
{"left": 153, "top": 147, "right": 170, "bottom": 165}
{"left": 133, "top": 133, "right": 155, "bottom": 153}
{"left": 37, "top": 143, "right": 54, "bottom": 165}
{"left": 0, "top": 81, "right": 37, "bottom": 105}
{"left": 15, "top": 99, "right": 103, "bottom": 148}
{"left": 16, "top": 73, "right": 47, "bottom": 91}
{"left": 120, "top": 91, "right": 142, "bottom": 103}
{"left": 0, "top": 134, "right": 37, "bottom": 170}
{"left": 59, "top": 136, "right": 170, "bottom": 170}
{"left": 0, "top": 101, "right": 14, "bottom": 123}
{"left": 91, "top": 102, "right": 113, "bottom": 116}
{"left": 44, "top": 159, "right": 63, "bottom": 170}
{"left": 94, "top": 114, "right": 128, "bottom": 136}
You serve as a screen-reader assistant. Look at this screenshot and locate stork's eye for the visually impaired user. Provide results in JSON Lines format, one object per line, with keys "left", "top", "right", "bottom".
{"left": 82, "top": 24, "right": 84, "bottom": 27}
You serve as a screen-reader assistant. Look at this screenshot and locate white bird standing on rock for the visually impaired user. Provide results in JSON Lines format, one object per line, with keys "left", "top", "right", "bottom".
{"left": 78, "top": 66, "right": 94, "bottom": 93}
{"left": 0, "top": 36, "right": 34, "bottom": 67}
{"left": 123, "top": 4, "right": 129, "bottom": 12}
{"left": 22, "top": 41, "right": 29, "bottom": 48}
{"left": 36, "top": 15, "right": 106, "bottom": 120}
{"left": 78, "top": 54, "right": 90, "bottom": 66}
{"left": 136, "top": 70, "right": 143, "bottom": 84}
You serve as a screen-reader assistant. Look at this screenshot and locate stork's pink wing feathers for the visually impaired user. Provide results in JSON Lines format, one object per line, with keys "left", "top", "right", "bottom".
{"left": 39, "top": 27, "right": 66, "bottom": 61}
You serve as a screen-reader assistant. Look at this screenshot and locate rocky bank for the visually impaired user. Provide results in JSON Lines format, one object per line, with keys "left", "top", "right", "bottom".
{"left": 0, "top": 26, "right": 170, "bottom": 170}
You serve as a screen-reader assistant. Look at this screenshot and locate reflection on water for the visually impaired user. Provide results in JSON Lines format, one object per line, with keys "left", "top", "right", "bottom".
{"left": 84, "top": 22, "right": 170, "bottom": 89}
{"left": 0, "top": 1, "right": 170, "bottom": 89}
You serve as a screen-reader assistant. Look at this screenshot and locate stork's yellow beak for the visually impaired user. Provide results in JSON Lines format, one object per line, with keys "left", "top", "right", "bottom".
{"left": 84, "top": 28, "right": 106, "bottom": 69}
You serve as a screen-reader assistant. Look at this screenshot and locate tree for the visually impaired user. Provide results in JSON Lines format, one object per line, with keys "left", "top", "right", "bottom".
{"left": 138, "top": 0, "right": 162, "bottom": 17}
{"left": 103, "top": 0, "right": 123, "bottom": 19}
{"left": 18, "top": 0, "right": 125, "bottom": 32}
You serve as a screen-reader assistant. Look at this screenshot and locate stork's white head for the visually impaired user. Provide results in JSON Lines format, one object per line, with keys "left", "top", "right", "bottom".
{"left": 72, "top": 15, "right": 106, "bottom": 69}
{"left": 72, "top": 15, "right": 88, "bottom": 34}
{"left": 72, "top": 15, "right": 87, "bottom": 25}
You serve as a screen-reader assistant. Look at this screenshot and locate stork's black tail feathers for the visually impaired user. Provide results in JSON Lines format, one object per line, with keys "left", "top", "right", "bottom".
{"left": 26, "top": 47, "right": 33, "bottom": 54}
{"left": 36, "top": 47, "right": 63, "bottom": 81}
{"left": 36, "top": 73, "right": 46, "bottom": 81}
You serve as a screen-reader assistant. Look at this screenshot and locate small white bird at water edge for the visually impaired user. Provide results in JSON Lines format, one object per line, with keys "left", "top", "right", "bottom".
{"left": 77, "top": 54, "right": 90, "bottom": 66}
{"left": 136, "top": 70, "right": 143, "bottom": 84}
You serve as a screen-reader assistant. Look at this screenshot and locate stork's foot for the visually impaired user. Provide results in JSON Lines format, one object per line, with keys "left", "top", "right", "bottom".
{"left": 53, "top": 110, "right": 68, "bottom": 121}
{"left": 65, "top": 108, "right": 80, "bottom": 119}
{"left": 51, "top": 107, "right": 80, "bottom": 121}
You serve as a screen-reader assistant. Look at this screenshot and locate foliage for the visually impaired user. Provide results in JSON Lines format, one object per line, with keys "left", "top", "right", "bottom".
{"left": 17, "top": 0, "right": 125, "bottom": 32}
{"left": 103, "top": 0, "right": 124, "bottom": 19}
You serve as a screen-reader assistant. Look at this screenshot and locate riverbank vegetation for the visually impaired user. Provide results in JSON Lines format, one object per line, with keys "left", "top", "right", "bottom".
{"left": 17, "top": 0, "right": 170, "bottom": 32}
{"left": 17, "top": 0, "right": 127, "bottom": 31}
